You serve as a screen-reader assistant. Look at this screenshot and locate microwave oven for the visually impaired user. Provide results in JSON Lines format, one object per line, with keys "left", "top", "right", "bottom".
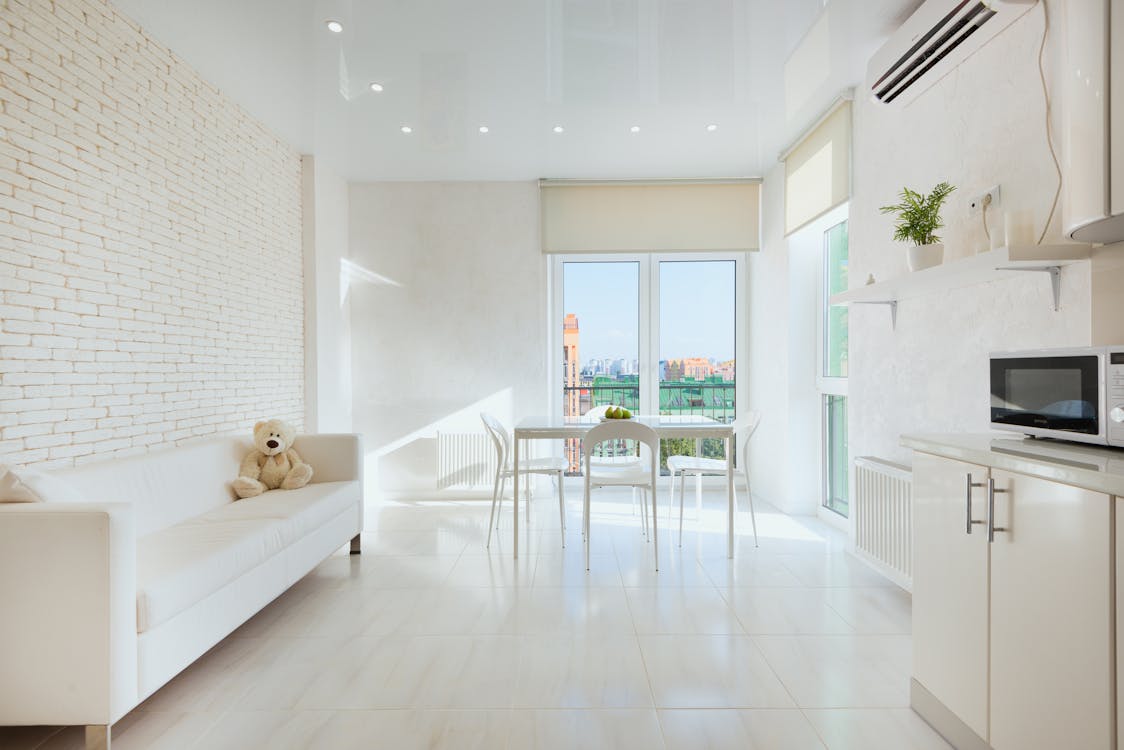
{"left": 990, "top": 347, "right": 1124, "bottom": 448}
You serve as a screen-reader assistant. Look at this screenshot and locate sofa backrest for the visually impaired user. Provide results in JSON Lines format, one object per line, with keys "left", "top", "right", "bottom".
{"left": 55, "top": 436, "right": 250, "bottom": 537}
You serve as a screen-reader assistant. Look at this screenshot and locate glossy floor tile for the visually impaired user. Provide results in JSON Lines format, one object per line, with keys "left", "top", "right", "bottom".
{"left": 0, "top": 487, "right": 953, "bottom": 749}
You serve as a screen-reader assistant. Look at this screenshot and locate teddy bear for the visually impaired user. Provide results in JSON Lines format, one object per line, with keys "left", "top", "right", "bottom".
{"left": 232, "top": 419, "right": 314, "bottom": 499}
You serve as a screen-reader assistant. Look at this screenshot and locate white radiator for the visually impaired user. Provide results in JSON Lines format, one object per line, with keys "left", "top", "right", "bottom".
{"left": 853, "top": 456, "right": 913, "bottom": 591}
{"left": 436, "top": 431, "right": 497, "bottom": 490}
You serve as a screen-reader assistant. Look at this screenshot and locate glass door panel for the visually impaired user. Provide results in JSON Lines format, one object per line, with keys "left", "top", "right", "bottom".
{"left": 824, "top": 394, "right": 848, "bottom": 515}
{"left": 657, "top": 259, "right": 736, "bottom": 470}
{"left": 823, "top": 221, "right": 849, "bottom": 378}
{"left": 561, "top": 261, "right": 640, "bottom": 473}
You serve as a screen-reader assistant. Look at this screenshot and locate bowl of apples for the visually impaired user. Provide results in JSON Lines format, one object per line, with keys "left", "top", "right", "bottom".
{"left": 600, "top": 406, "right": 634, "bottom": 421}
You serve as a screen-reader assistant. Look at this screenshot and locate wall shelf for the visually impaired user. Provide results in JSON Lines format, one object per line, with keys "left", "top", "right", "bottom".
{"left": 829, "top": 244, "right": 1092, "bottom": 329}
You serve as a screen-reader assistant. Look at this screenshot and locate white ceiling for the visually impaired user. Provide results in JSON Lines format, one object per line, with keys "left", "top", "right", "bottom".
{"left": 113, "top": 0, "right": 918, "bottom": 182}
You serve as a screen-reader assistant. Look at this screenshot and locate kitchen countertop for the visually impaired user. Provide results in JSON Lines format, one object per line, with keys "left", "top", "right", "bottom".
{"left": 902, "top": 433, "right": 1124, "bottom": 497}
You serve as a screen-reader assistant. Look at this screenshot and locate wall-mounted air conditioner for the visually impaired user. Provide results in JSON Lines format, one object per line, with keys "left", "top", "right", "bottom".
{"left": 866, "top": 0, "right": 1037, "bottom": 106}
{"left": 1064, "top": 0, "right": 1124, "bottom": 244}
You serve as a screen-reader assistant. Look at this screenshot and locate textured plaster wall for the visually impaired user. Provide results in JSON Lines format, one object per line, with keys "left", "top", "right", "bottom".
{"left": 348, "top": 181, "right": 547, "bottom": 493}
{"left": 848, "top": 0, "right": 1092, "bottom": 465}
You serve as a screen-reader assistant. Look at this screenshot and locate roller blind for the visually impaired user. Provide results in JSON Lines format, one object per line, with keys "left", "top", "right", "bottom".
{"left": 540, "top": 180, "right": 760, "bottom": 254}
{"left": 783, "top": 99, "right": 851, "bottom": 235}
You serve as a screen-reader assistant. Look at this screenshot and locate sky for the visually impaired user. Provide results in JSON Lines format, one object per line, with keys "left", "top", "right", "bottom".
{"left": 562, "top": 259, "right": 735, "bottom": 363}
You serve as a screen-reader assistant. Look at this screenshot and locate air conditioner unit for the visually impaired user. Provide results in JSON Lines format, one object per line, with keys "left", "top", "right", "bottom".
{"left": 866, "top": 0, "right": 1037, "bottom": 106}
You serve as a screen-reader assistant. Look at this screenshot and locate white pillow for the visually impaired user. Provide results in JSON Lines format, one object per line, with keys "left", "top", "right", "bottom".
{"left": 0, "top": 465, "right": 86, "bottom": 503}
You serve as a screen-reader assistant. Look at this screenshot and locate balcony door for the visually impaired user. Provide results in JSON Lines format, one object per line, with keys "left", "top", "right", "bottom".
{"left": 551, "top": 253, "right": 745, "bottom": 474}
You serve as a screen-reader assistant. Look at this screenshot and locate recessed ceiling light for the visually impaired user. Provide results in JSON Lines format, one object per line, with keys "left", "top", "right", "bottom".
{"left": 325, "top": 19, "right": 343, "bottom": 33}
{"left": 630, "top": 125, "right": 640, "bottom": 133}
{"left": 478, "top": 126, "right": 489, "bottom": 134}
{"left": 369, "top": 82, "right": 384, "bottom": 93}
{"left": 552, "top": 125, "right": 564, "bottom": 133}
{"left": 706, "top": 123, "right": 718, "bottom": 132}
{"left": 400, "top": 126, "right": 412, "bottom": 134}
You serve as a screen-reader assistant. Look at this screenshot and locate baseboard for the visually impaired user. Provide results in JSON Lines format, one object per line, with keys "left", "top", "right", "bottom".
{"left": 911, "top": 678, "right": 991, "bottom": 750}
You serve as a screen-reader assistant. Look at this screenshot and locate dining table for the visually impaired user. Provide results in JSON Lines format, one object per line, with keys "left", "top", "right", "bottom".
{"left": 511, "top": 414, "right": 738, "bottom": 559}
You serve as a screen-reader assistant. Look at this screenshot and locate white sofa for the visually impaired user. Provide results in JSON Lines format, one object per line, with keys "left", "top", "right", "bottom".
{"left": 0, "top": 433, "right": 363, "bottom": 749}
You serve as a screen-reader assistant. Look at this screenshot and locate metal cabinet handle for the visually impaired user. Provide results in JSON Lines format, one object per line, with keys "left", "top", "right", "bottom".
{"left": 965, "top": 473, "right": 986, "bottom": 534}
{"left": 987, "top": 477, "right": 1008, "bottom": 543}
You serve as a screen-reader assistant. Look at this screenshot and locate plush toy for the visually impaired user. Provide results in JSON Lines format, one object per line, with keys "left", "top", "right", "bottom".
{"left": 232, "top": 419, "right": 313, "bottom": 499}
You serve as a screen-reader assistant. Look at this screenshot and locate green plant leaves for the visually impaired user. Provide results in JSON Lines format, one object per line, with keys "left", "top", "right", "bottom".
{"left": 879, "top": 181, "right": 956, "bottom": 246}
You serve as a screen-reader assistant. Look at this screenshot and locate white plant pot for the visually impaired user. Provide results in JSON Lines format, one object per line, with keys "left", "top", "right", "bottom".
{"left": 907, "top": 242, "right": 944, "bottom": 271}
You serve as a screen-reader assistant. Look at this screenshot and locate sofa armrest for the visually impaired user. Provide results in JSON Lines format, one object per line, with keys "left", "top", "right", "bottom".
{"left": 0, "top": 502, "right": 138, "bottom": 726}
{"left": 293, "top": 433, "right": 364, "bottom": 484}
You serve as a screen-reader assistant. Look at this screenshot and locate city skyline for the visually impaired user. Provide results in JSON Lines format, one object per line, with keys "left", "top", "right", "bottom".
{"left": 562, "top": 260, "right": 735, "bottom": 363}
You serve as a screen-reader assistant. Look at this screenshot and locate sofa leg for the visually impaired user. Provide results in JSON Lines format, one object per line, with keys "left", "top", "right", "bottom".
{"left": 86, "top": 725, "right": 110, "bottom": 750}
{"left": 350, "top": 533, "right": 361, "bottom": 555}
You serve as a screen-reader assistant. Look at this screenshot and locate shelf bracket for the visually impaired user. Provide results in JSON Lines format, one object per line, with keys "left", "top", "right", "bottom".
{"left": 852, "top": 300, "right": 898, "bottom": 330}
{"left": 995, "top": 265, "right": 1062, "bottom": 311}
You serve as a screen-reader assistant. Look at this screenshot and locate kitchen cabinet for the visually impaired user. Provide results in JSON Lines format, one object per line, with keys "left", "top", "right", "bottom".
{"left": 909, "top": 442, "right": 1116, "bottom": 750}
{"left": 987, "top": 468, "right": 1112, "bottom": 750}
{"left": 912, "top": 452, "right": 990, "bottom": 740}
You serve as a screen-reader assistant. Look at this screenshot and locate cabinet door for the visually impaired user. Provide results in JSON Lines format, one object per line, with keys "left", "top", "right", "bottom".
{"left": 989, "top": 469, "right": 1112, "bottom": 750}
{"left": 1118, "top": 497, "right": 1123, "bottom": 750}
{"left": 912, "top": 453, "right": 990, "bottom": 740}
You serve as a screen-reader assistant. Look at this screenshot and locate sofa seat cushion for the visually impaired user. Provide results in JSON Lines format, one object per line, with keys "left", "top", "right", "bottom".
{"left": 194, "top": 481, "right": 358, "bottom": 547}
{"left": 135, "top": 481, "right": 359, "bottom": 633}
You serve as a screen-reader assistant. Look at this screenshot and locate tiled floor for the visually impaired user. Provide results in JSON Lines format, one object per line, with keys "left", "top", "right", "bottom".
{"left": 1, "top": 487, "right": 951, "bottom": 749}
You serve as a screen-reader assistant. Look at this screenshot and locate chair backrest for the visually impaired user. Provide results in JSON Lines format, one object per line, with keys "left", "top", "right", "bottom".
{"left": 583, "top": 420, "right": 659, "bottom": 485}
{"left": 479, "top": 413, "right": 510, "bottom": 466}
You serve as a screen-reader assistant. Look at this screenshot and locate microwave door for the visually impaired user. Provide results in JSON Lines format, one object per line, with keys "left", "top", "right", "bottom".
{"left": 990, "top": 355, "right": 1104, "bottom": 443}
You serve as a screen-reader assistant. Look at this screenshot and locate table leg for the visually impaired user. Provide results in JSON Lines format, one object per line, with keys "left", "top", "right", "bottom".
{"left": 513, "top": 437, "right": 519, "bottom": 559}
{"left": 727, "top": 434, "right": 734, "bottom": 559}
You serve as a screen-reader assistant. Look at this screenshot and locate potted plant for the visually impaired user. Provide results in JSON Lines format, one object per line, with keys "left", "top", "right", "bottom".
{"left": 880, "top": 181, "right": 956, "bottom": 271}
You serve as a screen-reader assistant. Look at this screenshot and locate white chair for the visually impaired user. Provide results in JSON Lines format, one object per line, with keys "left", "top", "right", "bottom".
{"left": 481, "top": 413, "right": 568, "bottom": 548}
{"left": 667, "top": 411, "right": 761, "bottom": 547}
{"left": 583, "top": 420, "right": 661, "bottom": 571}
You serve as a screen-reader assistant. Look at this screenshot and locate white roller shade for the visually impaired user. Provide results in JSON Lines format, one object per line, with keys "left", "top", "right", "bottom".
{"left": 540, "top": 180, "right": 760, "bottom": 254}
{"left": 783, "top": 99, "right": 852, "bottom": 235}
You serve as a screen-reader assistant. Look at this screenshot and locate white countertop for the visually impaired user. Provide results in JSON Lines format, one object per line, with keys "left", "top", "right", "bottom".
{"left": 902, "top": 433, "right": 1124, "bottom": 497}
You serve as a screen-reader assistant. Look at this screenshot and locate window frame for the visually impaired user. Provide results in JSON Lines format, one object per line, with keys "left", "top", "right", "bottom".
{"left": 812, "top": 207, "right": 849, "bottom": 523}
{"left": 548, "top": 252, "right": 748, "bottom": 458}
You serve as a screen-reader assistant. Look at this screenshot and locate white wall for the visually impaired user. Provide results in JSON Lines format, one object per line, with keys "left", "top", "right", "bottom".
{"left": 747, "top": 164, "right": 835, "bottom": 516}
{"left": 0, "top": 0, "right": 303, "bottom": 468}
{"left": 348, "top": 182, "right": 548, "bottom": 493}
{"left": 302, "top": 156, "right": 352, "bottom": 433}
{"left": 848, "top": 0, "right": 1092, "bottom": 465}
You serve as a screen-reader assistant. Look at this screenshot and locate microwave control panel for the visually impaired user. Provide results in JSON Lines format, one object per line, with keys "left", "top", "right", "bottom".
{"left": 1110, "top": 348, "right": 1124, "bottom": 447}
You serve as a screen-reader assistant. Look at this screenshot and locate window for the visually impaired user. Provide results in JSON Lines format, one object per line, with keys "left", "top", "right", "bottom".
{"left": 552, "top": 253, "right": 745, "bottom": 474}
{"left": 819, "top": 219, "right": 849, "bottom": 517}
{"left": 560, "top": 261, "right": 640, "bottom": 472}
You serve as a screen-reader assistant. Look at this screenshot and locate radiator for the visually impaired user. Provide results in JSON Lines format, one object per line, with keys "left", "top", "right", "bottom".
{"left": 853, "top": 456, "right": 913, "bottom": 591}
{"left": 436, "top": 431, "right": 497, "bottom": 490}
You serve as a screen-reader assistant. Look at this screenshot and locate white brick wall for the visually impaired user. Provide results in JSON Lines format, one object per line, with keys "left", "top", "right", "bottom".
{"left": 0, "top": 0, "right": 304, "bottom": 468}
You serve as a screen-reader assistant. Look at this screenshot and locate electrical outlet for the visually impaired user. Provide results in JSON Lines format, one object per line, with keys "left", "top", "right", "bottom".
{"left": 968, "top": 185, "right": 1001, "bottom": 215}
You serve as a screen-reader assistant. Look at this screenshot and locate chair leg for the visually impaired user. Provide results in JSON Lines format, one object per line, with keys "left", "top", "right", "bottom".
{"left": 496, "top": 476, "right": 508, "bottom": 528}
{"left": 650, "top": 484, "right": 659, "bottom": 572}
{"left": 86, "top": 725, "right": 110, "bottom": 750}
{"left": 695, "top": 472, "right": 703, "bottom": 519}
{"left": 678, "top": 471, "right": 686, "bottom": 548}
{"left": 486, "top": 472, "right": 502, "bottom": 548}
{"left": 667, "top": 470, "right": 675, "bottom": 523}
{"left": 557, "top": 471, "right": 566, "bottom": 548}
{"left": 640, "top": 486, "right": 649, "bottom": 540}
{"left": 746, "top": 473, "right": 759, "bottom": 547}
{"left": 584, "top": 475, "right": 592, "bottom": 571}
